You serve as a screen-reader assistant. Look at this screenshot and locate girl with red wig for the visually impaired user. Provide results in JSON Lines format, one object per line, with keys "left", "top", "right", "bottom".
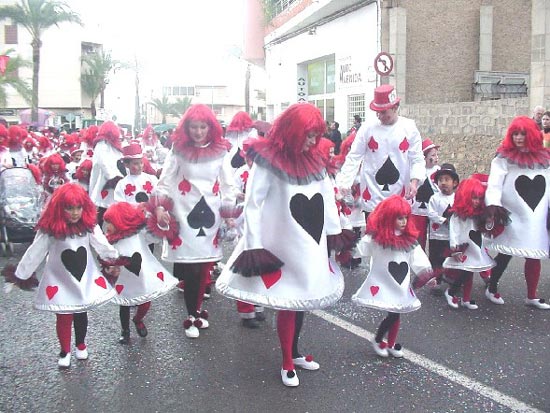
{"left": 8, "top": 125, "right": 26, "bottom": 167}
{"left": 89, "top": 121, "right": 124, "bottom": 226}
{"left": 485, "top": 116, "right": 550, "bottom": 309}
{"left": 5, "top": 183, "right": 119, "bottom": 368}
{"left": 217, "top": 103, "right": 354, "bottom": 387}
{"left": 42, "top": 153, "right": 69, "bottom": 196}
{"left": 352, "top": 195, "right": 434, "bottom": 358}
{"left": 441, "top": 178, "right": 495, "bottom": 309}
{"left": 103, "top": 202, "right": 178, "bottom": 344}
{"left": 225, "top": 111, "right": 258, "bottom": 171}
{"left": 73, "top": 159, "right": 93, "bottom": 192}
{"left": 154, "top": 104, "right": 234, "bottom": 339}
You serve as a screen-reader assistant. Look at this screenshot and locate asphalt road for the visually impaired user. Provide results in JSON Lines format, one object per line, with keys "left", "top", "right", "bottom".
{"left": 0, "top": 241, "right": 549, "bottom": 413}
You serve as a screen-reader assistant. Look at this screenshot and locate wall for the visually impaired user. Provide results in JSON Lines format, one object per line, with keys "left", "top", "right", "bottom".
{"left": 400, "top": 97, "right": 529, "bottom": 177}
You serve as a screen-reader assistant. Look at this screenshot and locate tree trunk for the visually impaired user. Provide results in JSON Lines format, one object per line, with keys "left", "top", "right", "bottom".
{"left": 31, "top": 41, "right": 41, "bottom": 123}
{"left": 90, "top": 100, "right": 96, "bottom": 119}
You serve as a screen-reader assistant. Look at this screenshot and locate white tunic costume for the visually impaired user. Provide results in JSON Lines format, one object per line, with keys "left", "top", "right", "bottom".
{"left": 110, "top": 230, "right": 178, "bottom": 306}
{"left": 427, "top": 192, "right": 455, "bottom": 240}
{"left": 216, "top": 163, "right": 344, "bottom": 310}
{"left": 411, "top": 164, "right": 440, "bottom": 217}
{"left": 352, "top": 235, "right": 430, "bottom": 313}
{"left": 224, "top": 128, "right": 258, "bottom": 170}
{"left": 442, "top": 215, "right": 495, "bottom": 272}
{"left": 89, "top": 141, "right": 123, "bottom": 208}
{"left": 15, "top": 226, "right": 118, "bottom": 312}
{"left": 114, "top": 173, "right": 158, "bottom": 204}
{"left": 485, "top": 156, "right": 550, "bottom": 258}
{"left": 154, "top": 147, "right": 234, "bottom": 263}
{"left": 337, "top": 117, "right": 425, "bottom": 212}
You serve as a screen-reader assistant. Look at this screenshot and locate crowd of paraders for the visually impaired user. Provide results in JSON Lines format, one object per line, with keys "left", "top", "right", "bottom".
{"left": 3, "top": 85, "right": 550, "bottom": 387}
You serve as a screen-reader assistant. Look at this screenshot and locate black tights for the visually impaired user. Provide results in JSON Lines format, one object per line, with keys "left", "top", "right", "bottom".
{"left": 120, "top": 306, "right": 131, "bottom": 331}
{"left": 488, "top": 253, "right": 512, "bottom": 293}
{"left": 292, "top": 311, "right": 305, "bottom": 358}
{"left": 375, "top": 312, "right": 400, "bottom": 343}
{"left": 174, "top": 263, "right": 205, "bottom": 316}
{"left": 73, "top": 312, "right": 88, "bottom": 346}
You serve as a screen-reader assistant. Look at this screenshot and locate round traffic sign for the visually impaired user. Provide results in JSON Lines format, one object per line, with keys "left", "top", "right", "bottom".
{"left": 374, "top": 52, "right": 394, "bottom": 76}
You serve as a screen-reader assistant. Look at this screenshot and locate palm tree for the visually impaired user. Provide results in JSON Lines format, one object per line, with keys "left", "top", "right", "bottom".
{"left": 0, "top": 0, "right": 81, "bottom": 122}
{"left": 150, "top": 95, "right": 173, "bottom": 124}
{"left": 0, "top": 49, "right": 32, "bottom": 106}
{"left": 170, "top": 96, "right": 193, "bottom": 119}
{"left": 81, "top": 50, "right": 118, "bottom": 119}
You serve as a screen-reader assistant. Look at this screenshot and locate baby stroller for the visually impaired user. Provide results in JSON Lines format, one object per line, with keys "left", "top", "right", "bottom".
{"left": 0, "top": 167, "right": 41, "bottom": 255}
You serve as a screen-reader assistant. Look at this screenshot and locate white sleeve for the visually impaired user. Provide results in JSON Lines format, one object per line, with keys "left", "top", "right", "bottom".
{"left": 154, "top": 149, "right": 179, "bottom": 197}
{"left": 356, "top": 234, "right": 374, "bottom": 257}
{"left": 97, "top": 142, "right": 123, "bottom": 181}
{"left": 15, "top": 231, "right": 50, "bottom": 280}
{"left": 407, "top": 121, "right": 426, "bottom": 182}
{"left": 448, "top": 215, "right": 460, "bottom": 249}
{"left": 428, "top": 196, "right": 446, "bottom": 224}
{"left": 485, "top": 157, "right": 507, "bottom": 207}
{"left": 336, "top": 126, "right": 368, "bottom": 189}
{"left": 242, "top": 164, "right": 272, "bottom": 250}
{"left": 219, "top": 153, "right": 237, "bottom": 207}
{"left": 113, "top": 179, "right": 126, "bottom": 202}
{"left": 410, "top": 244, "right": 432, "bottom": 275}
{"left": 89, "top": 225, "right": 119, "bottom": 260}
{"left": 322, "top": 175, "right": 342, "bottom": 235}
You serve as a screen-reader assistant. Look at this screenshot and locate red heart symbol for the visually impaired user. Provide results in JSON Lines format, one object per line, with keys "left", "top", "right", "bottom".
{"left": 95, "top": 277, "right": 107, "bottom": 289}
{"left": 157, "top": 272, "right": 164, "bottom": 281}
{"left": 115, "top": 284, "right": 124, "bottom": 294}
{"left": 370, "top": 286, "right": 379, "bottom": 296}
{"left": 101, "top": 190, "right": 108, "bottom": 199}
{"left": 46, "top": 285, "right": 58, "bottom": 300}
{"left": 460, "top": 255, "right": 467, "bottom": 262}
{"left": 432, "top": 223, "right": 440, "bottom": 231}
{"left": 261, "top": 269, "right": 282, "bottom": 289}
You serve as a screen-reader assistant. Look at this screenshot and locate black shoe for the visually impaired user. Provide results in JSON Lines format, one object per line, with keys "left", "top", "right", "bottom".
{"left": 203, "top": 285, "right": 211, "bottom": 300}
{"left": 242, "top": 318, "right": 261, "bottom": 329}
{"left": 255, "top": 312, "right": 266, "bottom": 322}
{"left": 119, "top": 329, "right": 130, "bottom": 344}
{"left": 133, "top": 319, "right": 148, "bottom": 337}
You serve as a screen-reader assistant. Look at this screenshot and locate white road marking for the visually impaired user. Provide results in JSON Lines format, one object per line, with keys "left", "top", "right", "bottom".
{"left": 312, "top": 309, "right": 544, "bottom": 413}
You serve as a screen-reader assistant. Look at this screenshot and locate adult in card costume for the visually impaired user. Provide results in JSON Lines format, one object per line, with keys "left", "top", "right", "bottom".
{"left": 153, "top": 104, "right": 235, "bottom": 338}
{"left": 337, "top": 84, "right": 425, "bottom": 216}
{"left": 103, "top": 202, "right": 178, "bottom": 344}
{"left": 216, "top": 103, "right": 354, "bottom": 387}
{"left": 484, "top": 116, "right": 550, "bottom": 309}
{"left": 352, "top": 195, "right": 434, "bottom": 358}
{"left": 3, "top": 183, "right": 119, "bottom": 368}
{"left": 89, "top": 121, "right": 124, "bottom": 226}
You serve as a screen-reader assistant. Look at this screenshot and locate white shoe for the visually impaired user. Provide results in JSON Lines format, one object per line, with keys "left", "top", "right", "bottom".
{"left": 194, "top": 318, "right": 209, "bottom": 329}
{"left": 461, "top": 300, "right": 479, "bottom": 310}
{"left": 485, "top": 288, "right": 504, "bottom": 305}
{"left": 281, "top": 369, "right": 299, "bottom": 387}
{"left": 387, "top": 344, "right": 404, "bottom": 358}
{"left": 184, "top": 316, "right": 200, "bottom": 338}
{"left": 75, "top": 346, "right": 88, "bottom": 360}
{"left": 58, "top": 352, "right": 71, "bottom": 368}
{"left": 525, "top": 298, "right": 550, "bottom": 309}
{"left": 372, "top": 340, "right": 389, "bottom": 357}
{"left": 292, "top": 356, "right": 320, "bottom": 370}
{"left": 444, "top": 289, "right": 459, "bottom": 309}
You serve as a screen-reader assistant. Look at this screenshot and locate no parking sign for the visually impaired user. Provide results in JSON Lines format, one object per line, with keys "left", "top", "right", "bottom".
{"left": 374, "top": 52, "right": 394, "bottom": 76}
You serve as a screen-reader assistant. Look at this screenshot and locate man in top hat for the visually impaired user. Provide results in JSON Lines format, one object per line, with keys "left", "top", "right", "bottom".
{"left": 114, "top": 143, "right": 158, "bottom": 205}
{"left": 337, "top": 84, "right": 425, "bottom": 219}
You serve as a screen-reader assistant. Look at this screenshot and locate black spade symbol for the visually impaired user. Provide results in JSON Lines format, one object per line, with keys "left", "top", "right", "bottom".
{"left": 375, "top": 157, "right": 400, "bottom": 191}
{"left": 61, "top": 246, "right": 87, "bottom": 281}
{"left": 442, "top": 205, "right": 453, "bottom": 219}
{"left": 135, "top": 192, "right": 149, "bottom": 203}
{"left": 124, "top": 253, "right": 142, "bottom": 276}
{"left": 515, "top": 175, "right": 545, "bottom": 211}
{"left": 415, "top": 178, "right": 434, "bottom": 209}
{"left": 116, "top": 159, "right": 128, "bottom": 177}
{"left": 289, "top": 193, "right": 324, "bottom": 244}
{"left": 187, "top": 196, "right": 215, "bottom": 237}
{"left": 469, "top": 230, "right": 482, "bottom": 249}
{"left": 388, "top": 261, "right": 408, "bottom": 285}
{"left": 231, "top": 149, "right": 246, "bottom": 169}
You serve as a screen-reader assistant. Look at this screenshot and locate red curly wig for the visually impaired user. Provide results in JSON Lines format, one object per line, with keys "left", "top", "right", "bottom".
{"left": 227, "top": 111, "right": 253, "bottom": 132}
{"left": 83, "top": 125, "right": 98, "bottom": 146}
{"left": 496, "top": 116, "right": 550, "bottom": 167}
{"left": 37, "top": 135, "right": 52, "bottom": 152}
{"left": 74, "top": 159, "right": 92, "bottom": 182}
{"left": 93, "top": 121, "right": 122, "bottom": 151}
{"left": 366, "top": 195, "right": 419, "bottom": 250}
{"left": 42, "top": 153, "right": 66, "bottom": 176}
{"left": 8, "top": 125, "right": 24, "bottom": 149}
{"left": 451, "top": 177, "right": 486, "bottom": 218}
{"left": 36, "top": 183, "right": 97, "bottom": 238}
{"left": 103, "top": 202, "right": 147, "bottom": 243}
{"left": 171, "top": 104, "right": 230, "bottom": 160}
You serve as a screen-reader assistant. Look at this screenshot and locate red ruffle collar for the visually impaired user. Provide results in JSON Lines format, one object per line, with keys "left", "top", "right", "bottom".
{"left": 172, "top": 139, "right": 231, "bottom": 163}
{"left": 495, "top": 147, "right": 550, "bottom": 168}
{"left": 370, "top": 232, "right": 418, "bottom": 252}
{"left": 248, "top": 140, "right": 327, "bottom": 185}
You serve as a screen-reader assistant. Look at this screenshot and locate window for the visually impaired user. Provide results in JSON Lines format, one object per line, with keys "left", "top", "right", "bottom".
{"left": 306, "top": 56, "right": 336, "bottom": 121}
{"left": 348, "top": 94, "right": 365, "bottom": 131}
{"left": 4, "top": 25, "right": 17, "bottom": 44}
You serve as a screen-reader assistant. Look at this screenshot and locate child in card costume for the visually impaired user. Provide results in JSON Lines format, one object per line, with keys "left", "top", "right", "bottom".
{"left": 484, "top": 116, "right": 550, "bottom": 309}
{"left": 352, "top": 195, "right": 434, "bottom": 358}
{"left": 153, "top": 104, "right": 235, "bottom": 339}
{"left": 3, "top": 183, "right": 119, "bottom": 368}
{"left": 114, "top": 143, "right": 158, "bottom": 205}
{"left": 73, "top": 159, "right": 92, "bottom": 192}
{"left": 103, "top": 202, "right": 178, "bottom": 344}
{"left": 216, "top": 103, "right": 355, "bottom": 387}
{"left": 224, "top": 111, "right": 258, "bottom": 172}
{"left": 442, "top": 178, "right": 495, "bottom": 309}
{"left": 89, "top": 121, "right": 124, "bottom": 226}
{"left": 42, "top": 153, "right": 69, "bottom": 196}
